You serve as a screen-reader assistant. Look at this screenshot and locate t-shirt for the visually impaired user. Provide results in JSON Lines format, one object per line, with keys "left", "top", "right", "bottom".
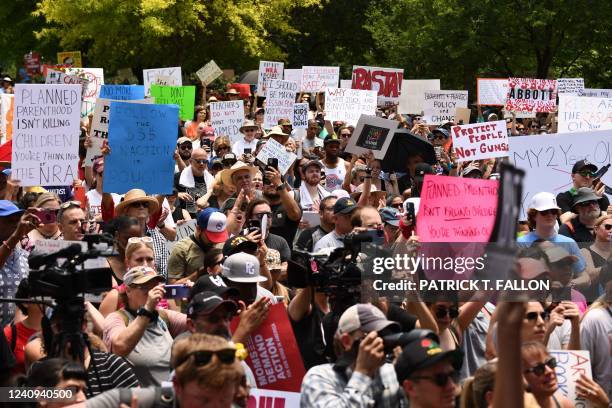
{"left": 265, "top": 233, "right": 291, "bottom": 262}
{"left": 290, "top": 304, "right": 327, "bottom": 370}
{"left": 295, "top": 225, "right": 329, "bottom": 252}
{"left": 556, "top": 189, "right": 610, "bottom": 214}
{"left": 580, "top": 307, "right": 612, "bottom": 399}
{"left": 313, "top": 230, "right": 344, "bottom": 253}
{"left": 517, "top": 231, "right": 586, "bottom": 275}
{"left": 321, "top": 158, "right": 346, "bottom": 192}
{"left": 558, "top": 218, "right": 594, "bottom": 247}
{"left": 86, "top": 351, "right": 140, "bottom": 397}
{"left": 232, "top": 138, "right": 258, "bottom": 156}
{"left": 270, "top": 200, "right": 300, "bottom": 245}
{"left": 3, "top": 321, "right": 37, "bottom": 375}
{"left": 167, "top": 235, "right": 215, "bottom": 281}
{"left": 86, "top": 190, "right": 121, "bottom": 219}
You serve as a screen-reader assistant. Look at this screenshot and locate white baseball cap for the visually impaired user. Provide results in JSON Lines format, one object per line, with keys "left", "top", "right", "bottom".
{"left": 528, "top": 192, "right": 561, "bottom": 212}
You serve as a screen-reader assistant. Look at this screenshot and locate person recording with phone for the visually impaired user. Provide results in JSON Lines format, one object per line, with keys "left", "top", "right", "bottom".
{"left": 22, "top": 192, "right": 63, "bottom": 249}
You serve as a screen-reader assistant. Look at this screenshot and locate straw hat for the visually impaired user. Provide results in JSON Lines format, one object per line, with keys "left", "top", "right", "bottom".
{"left": 266, "top": 126, "right": 289, "bottom": 142}
{"left": 220, "top": 162, "right": 258, "bottom": 189}
{"left": 115, "top": 189, "right": 159, "bottom": 215}
{"left": 239, "top": 120, "right": 259, "bottom": 134}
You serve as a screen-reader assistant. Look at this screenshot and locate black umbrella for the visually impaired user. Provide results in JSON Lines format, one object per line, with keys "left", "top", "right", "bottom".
{"left": 379, "top": 129, "right": 436, "bottom": 173}
{"left": 238, "top": 70, "right": 259, "bottom": 85}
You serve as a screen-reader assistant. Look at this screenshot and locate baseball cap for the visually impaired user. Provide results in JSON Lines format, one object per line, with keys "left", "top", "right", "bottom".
{"left": 190, "top": 274, "right": 239, "bottom": 299}
{"left": 222, "top": 153, "right": 237, "bottom": 165}
{"left": 265, "top": 249, "right": 282, "bottom": 271}
{"left": 123, "top": 266, "right": 164, "bottom": 286}
{"left": 331, "top": 189, "right": 350, "bottom": 199}
{"left": 414, "top": 163, "right": 434, "bottom": 179}
{"left": 324, "top": 135, "right": 341, "bottom": 146}
{"left": 302, "top": 160, "right": 323, "bottom": 171}
{"left": 528, "top": 192, "right": 561, "bottom": 212}
{"left": 333, "top": 197, "right": 358, "bottom": 215}
{"left": 197, "top": 208, "right": 229, "bottom": 243}
{"left": 337, "top": 303, "right": 400, "bottom": 335}
{"left": 177, "top": 137, "right": 192, "bottom": 145}
{"left": 571, "top": 159, "right": 597, "bottom": 174}
{"left": 461, "top": 163, "right": 482, "bottom": 177}
{"left": 222, "top": 252, "right": 267, "bottom": 283}
{"left": 187, "top": 291, "right": 238, "bottom": 317}
{"left": 380, "top": 207, "right": 400, "bottom": 227}
{"left": 572, "top": 187, "right": 600, "bottom": 208}
{"left": 432, "top": 128, "right": 449, "bottom": 138}
{"left": 210, "top": 157, "right": 224, "bottom": 169}
{"left": 222, "top": 234, "right": 258, "bottom": 257}
{"left": 201, "top": 126, "right": 215, "bottom": 136}
{"left": 0, "top": 200, "right": 24, "bottom": 218}
{"left": 542, "top": 245, "right": 578, "bottom": 264}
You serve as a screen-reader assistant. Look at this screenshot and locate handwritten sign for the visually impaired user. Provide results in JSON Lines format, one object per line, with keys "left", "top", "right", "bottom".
{"left": 196, "top": 60, "right": 223, "bottom": 85}
{"left": 11, "top": 84, "right": 82, "bottom": 186}
{"left": 398, "top": 79, "right": 441, "bottom": 114}
{"left": 345, "top": 115, "right": 396, "bottom": 160}
{"left": 505, "top": 78, "right": 557, "bottom": 113}
{"left": 293, "top": 103, "right": 308, "bottom": 128}
{"left": 65, "top": 68, "right": 104, "bottom": 118}
{"left": 57, "top": 51, "right": 82, "bottom": 67}
{"left": 104, "top": 102, "right": 178, "bottom": 194}
{"left": 580, "top": 88, "right": 612, "bottom": 98}
{"left": 558, "top": 94, "right": 612, "bottom": 133}
{"left": 99, "top": 85, "right": 145, "bottom": 101}
{"left": 451, "top": 120, "right": 508, "bottom": 162}
{"left": 165, "top": 219, "right": 197, "bottom": 257}
{"left": 417, "top": 175, "right": 499, "bottom": 242}
{"left": 283, "top": 69, "right": 302, "bottom": 92}
{"left": 324, "top": 87, "right": 377, "bottom": 126}
{"left": 301, "top": 66, "right": 339, "bottom": 93}
{"left": 264, "top": 79, "right": 297, "bottom": 128}
{"left": 142, "top": 67, "right": 182, "bottom": 96}
{"left": 257, "top": 61, "right": 284, "bottom": 94}
{"left": 351, "top": 66, "right": 403, "bottom": 106}
{"left": 548, "top": 350, "right": 593, "bottom": 408}
{"left": 45, "top": 69, "right": 89, "bottom": 98}
{"left": 423, "top": 91, "right": 468, "bottom": 124}
{"left": 476, "top": 78, "right": 508, "bottom": 106}
{"left": 247, "top": 389, "right": 301, "bottom": 408}
{"left": 149, "top": 85, "right": 196, "bottom": 121}
{"left": 0, "top": 94, "right": 14, "bottom": 144}
{"left": 256, "top": 138, "right": 297, "bottom": 175}
{"left": 340, "top": 79, "right": 352, "bottom": 89}
{"left": 210, "top": 100, "right": 245, "bottom": 143}
{"left": 557, "top": 78, "right": 585, "bottom": 95}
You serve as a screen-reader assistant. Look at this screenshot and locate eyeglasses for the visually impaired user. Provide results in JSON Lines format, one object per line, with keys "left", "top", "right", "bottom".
{"left": 129, "top": 201, "right": 149, "bottom": 209}
{"left": 524, "top": 357, "right": 556, "bottom": 376}
{"left": 578, "top": 171, "right": 594, "bottom": 178}
{"left": 179, "top": 144, "right": 193, "bottom": 150}
{"left": 244, "top": 129, "right": 256, "bottom": 133}
{"left": 411, "top": 371, "right": 458, "bottom": 387}
{"left": 252, "top": 212, "right": 272, "bottom": 220}
{"left": 577, "top": 200, "right": 597, "bottom": 207}
{"left": 127, "top": 236, "right": 154, "bottom": 246}
{"left": 537, "top": 209, "right": 558, "bottom": 216}
{"left": 175, "top": 349, "right": 236, "bottom": 368}
{"left": 433, "top": 135, "right": 446, "bottom": 140}
{"left": 340, "top": 133, "right": 351, "bottom": 138}
{"left": 60, "top": 200, "right": 81, "bottom": 210}
{"left": 517, "top": 126, "right": 525, "bottom": 130}
{"left": 216, "top": 146, "right": 230, "bottom": 151}
{"left": 435, "top": 306, "right": 459, "bottom": 319}
{"left": 525, "top": 311, "right": 549, "bottom": 321}
{"left": 192, "top": 159, "right": 208, "bottom": 165}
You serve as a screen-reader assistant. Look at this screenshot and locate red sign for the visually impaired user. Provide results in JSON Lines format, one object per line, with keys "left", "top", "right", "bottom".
{"left": 23, "top": 52, "right": 41, "bottom": 76}
{"left": 351, "top": 66, "right": 404, "bottom": 106}
{"left": 505, "top": 78, "right": 557, "bottom": 113}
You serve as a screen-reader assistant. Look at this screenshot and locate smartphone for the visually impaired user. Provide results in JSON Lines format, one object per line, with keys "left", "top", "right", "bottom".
{"left": 406, "top": 202, "right": 416, "bottom": 222}
{"left": 164, "top": 284, "right": 190, "bottom": 299}
{"left": 267, "top": 158, "right": 279, "bottom": 170}
{"left": 35, "top": 208, "right": 57, "bottom": 224}
{"left": 244, "top": 148, "right": 252, "bottom": 155}
{"left": 592, "top": 163, "right": 610, "bottom": 185}
{"left": 248, "top": 219, "right": 261, "bottom": 230}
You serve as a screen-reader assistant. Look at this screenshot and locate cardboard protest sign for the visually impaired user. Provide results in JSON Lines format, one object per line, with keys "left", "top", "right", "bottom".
{"left": 301, "top": 66, "right": 339, "bottom": 93}
{"left": 0, "top": 94, "right": 14, "bottom": 143}
{"left": 351, "top": 66, "right": 403, "bottom": 106}
{"left": 256, "top": 138, "right": 297, "bottom": 175}
{"left": 257, "top": 61, "right": 284, "bottom": 94}
{"left": 345, "top": 115, "right": 396, "bottom": 160}
{"left": 41, "top": 64, "right": 71, "bottom": 78}
{"left": 423, "top": 91, "right": 468, "bottom": 124}
{"left": 476, "top": 78, "right": 508, "bottom": 106}
{"left": 509, "top": 129, "right": 612, "bottom": 219}
{"left": 66, "top": 67, "right": 104, "bottom": 118}
{"left": 417, "top": 175, "right": 499, "bottom": 242}
{"left": 11, "top": 84, "right": 82, "bottom": 186}
{"left": 505, "top": 78, "right": 557, "bottom": 113}
{"left": 264, "top": 79, "right": 297, "bottom": 128}
{"left": 142, "top": 67, "right": 182, "bottom": 96}
{"left": 45, "top": 69, "right": 89, "bottom": 98}
{"left": 324, "top": 87, "right": 377, "bottom": 126}
{"left": 228, "top": 83, "right": 251, "bottom": 99}
{"left": 99, "top": 85, "right": 145, "bottom": 101}
{"left": 558, "top": 94, "right": 612, "bottom": 133}
{"left": 451, "top": 120, "right": 509, "bottom": 162}
{"left": 548, "top": 350, "right": 594, "bottom": 408}
{"left": 283, "top": 69, "right": 302, "bottom": 92}
{"left": 247, "top": 389, "right": 301, "bottom": 408}
{"left": 57, "top": 51, "right": 82, "bottom": 67}
{"left": 557, "top": 78, "right": 585, "bottom": 95}
{"left": 293, "top": 103, "right": 308, "bottom": 128}
{"left": 230, "top": 303, "right": 306, "bottom": 392}
{"left": 165, "top": 219, "right": 197, "bottom": 257}
{"left": 340, "top": 79, "right": 352, "bottom": 89}
{"left": 210, "top": 100, "right": 245, "bottom": 143}
{"left": 104, "top": 102, "right": 178, "bottom": 194}
{"left": 580, "top": 88, "right": 612, "bottom": 98}
{"left": 398, "top": 79, "right": 441, "bottom": 114}
{"left": 455, "top": 107, "right": 471, "bottom": 125}
{"left": 149, "top": 85, "right": 196, "bottom": 121}
{"left": 195, "top": 60, "right": 223, "bottom": 85}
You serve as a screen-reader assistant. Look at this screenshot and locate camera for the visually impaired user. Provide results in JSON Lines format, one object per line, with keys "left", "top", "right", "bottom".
{"left": 35, "top": 208, "right": 57, "bottom": 224}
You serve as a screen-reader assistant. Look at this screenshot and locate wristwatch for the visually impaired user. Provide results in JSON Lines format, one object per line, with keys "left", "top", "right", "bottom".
{"left": 137, "top": 307, "right": 158, "bottom": 322}
{"left": 275, "top": 182, "right": 286, "bottom": 191}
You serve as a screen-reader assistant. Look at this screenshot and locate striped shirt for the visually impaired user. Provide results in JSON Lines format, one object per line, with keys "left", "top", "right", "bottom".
{"left": 86, "top": 351, "right": 140, "bottom": 397}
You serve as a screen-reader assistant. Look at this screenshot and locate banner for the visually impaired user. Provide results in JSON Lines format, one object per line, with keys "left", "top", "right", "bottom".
{"left": 230, "top": 303, "right": 306, "bottom": 392}
{"left": 0, "top": 94, "right": 14, "bottom": 144}
{"left": 505, "top": 78, "right": 557, "bottom": 113}
{"left": 150, "top": 85, "right": 196, "bottom": 121}
{"left": 398, "top": 79, "right": 441, "bottom": 114}
{"left": 45, "top": 69, "right": 89, "bottom": 98}
{"left": 324, "top": 87, "right": 377, "bottom": 126}
{"left": 66, "top": 67, "right": 104, "bottom": 118}
{"left": 301, "top": 66, "right": 339, "bottom": 93}
{"left": 423, "top": 91, "right": 469, "bottom": 124}
{"left": 351, "top": 66, "right": 403, "bottom": 106}
{"left": 142, "top": 67, "right": 182, "bottom": 96}
{"left": 548, "top": 350, "right": 593, "bottom": 408}
{"left": 196, "top": 60, "right": 223, "bottom": 85}
{"left": 345, "top": 115, "right": 396, "bottom": 160}
{"left": 476, "top": 78, "right": 508, "bottom": 106}
{"left": 57, "top": 51, "right": 82, "bottom": 67}
{"left": 283, "top": 69, "right": 302, "bottom": 92}
{"left": 210, "top": 100, "right": 245, "bottom": 143}
{"left": 557, "top": 78, "right": 585, "bottom": 95}
{"left": 264, "top": 79, "right": 297, "bottom": 129}
{"left": 165, "top": 219, "right": 197, "bottom": 257}
{"left": 99, "top": 85, "right": 145, "bottom": 101}
{"left": 257, "top": 61, "right": 284, "bottom": 94}
{"left": 417, "top": 175, "right": 499, "bottom": 242}
{"left": 451, "top": 120, "right": 509, "bottom": 162}
{"left": 104, "top": 102, "right": 178, "bottom": 194}
{"left": 293, "top": 103, "right": 308, "bottom": 128}
{"left": 256, "top": 138, "right": 297, "bottom": 175}
{"left": 12, "top": 84, "right": 82, "bottom": 186}
{"left": 247, "top": 389, "right": 301, "bottom": 408}
{"left": 558, "top": 95, "right": 612, "bottom": 133}
{"left": 581, "top": 88, "right": 612, "bottom": 98}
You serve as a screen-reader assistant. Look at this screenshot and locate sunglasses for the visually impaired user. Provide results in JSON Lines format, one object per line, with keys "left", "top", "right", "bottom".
{"left": 192, "top": 159, "right": 208, "bottom": 165}
{"left": 129, "top": 201, "right": 149, "bottom": 209}
{"left": 517, "top": 126, "right": 525, "bottom": 130}
{"left": 524, "top": 357, "right": 556, "bottom": 376}
{"left": 538, "top": 209, "right": 558, "bottom": 216}
{"left": 175, "top": 349, "right": 236, "bottom": 367}
{"left": 340, "top": 133, "right": 351, "bottom": 138}
{"left": 435, "top": 306, "right": 459, "bottom": 319}
{"left": 578, "top": 171, "right": 594, "bottom": 177}
{"left": 525, "top": 311, "right": 549, "bottom": 321}
{"left": 60, "top": 200, "right": 81, "bottom": 210}
{"left": 179, "top": 144, "right": 193, "bottom": 150}
{"left": 602, "top": 224, "right": 612, "bottom": 230}
{"left": 127, "top": 236, "right": 154, "bottom": 245}
{"left": 216, "top": 146, "right": 230, "bottom": 151}
{"left": 530, "top": 125, "right": 539, "bottom": 129}
{"left": 412, "top": 371, "right": 458, "bottom": 387}
{"left": 433, "top": 135, "right": 446, "bottom": 140}
{"left": 577, "top": 200, "right": 597, "bottom": 207}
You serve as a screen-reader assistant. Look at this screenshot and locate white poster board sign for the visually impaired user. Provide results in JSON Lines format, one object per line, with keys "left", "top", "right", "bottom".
{"left": 340, "top": 79, "right": 352, "bottom": 89}
{"left": 257, "top": 61, "right": 284, "bottom": 94}
{"left": 557, "top": 78, "right": 585, "bottom": 95}
{"left": 256, "top": 138, "right": 296, "bottom": 175}
{"left": 301, "top": 66, "right": 339, "bottom": 93}
{"left": 264, "top": 79, "right": 298, "bottom": 129}
{"left": 450, "top": 120, "right": 508, "bottom": 162}
{"left": 580, "top": 88, "right": 612, "bottom": 98}
{"left": 548, "top": 350, "right": 594, "bottom": 408}
{"left": 195, "top": 60, "right": 223, "bottom": 85}
{"left": 476, "top": 78, "right": 508, "bottom": 106}
{"left": 324, "top": 88, "right": 377, "bottom": 126}
{"left": 142, "top": 67, "right": 182, "bottom": 96}
{"left": 293, "top": 103, "right": 308, "bottom": 128}
{"left": 165, "top": 219, "right": 197, "bottom": 257}
{"left": 210, "top": 100, "right": 245, "bottom": 144}
{"left": 558, "top": 94, "right": 612, "bottom": 133}
{"left": 398, "top": 79, "right": 441, "bottom": 114}
{"left": 423, "top": 90, "right": 468, "bottom": 124}
{"left": 66, "top": 67, "right": 104, "bottom": 118}
{"left": 345, "top": 115, "right": 396, "bottom": 160}
{"left": 283, "top": 69, "right": 302, "bottom": 92}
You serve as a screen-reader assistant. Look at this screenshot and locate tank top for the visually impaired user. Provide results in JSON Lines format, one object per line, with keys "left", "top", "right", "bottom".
{"left": 321, "top": 158, "right": 346, "bottom": 192}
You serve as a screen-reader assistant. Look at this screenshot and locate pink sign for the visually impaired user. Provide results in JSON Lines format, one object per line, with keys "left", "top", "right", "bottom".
{"left": 505, "top": 78, "right": 557, "bottom": 112}
{"left": 417, "top": 175, "right": 499, "bottom": 242}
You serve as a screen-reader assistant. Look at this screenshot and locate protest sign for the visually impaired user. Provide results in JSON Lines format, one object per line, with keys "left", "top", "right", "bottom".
{"left": 451, "top": 120, "right": 508, "bottom": 162}
{"left": 142, "top": 67, "right": 182, "bottom": 96}
{"left": 257, "top": 61, "right": 284, "bottom": 94}
{"left": 340, "top": 79, "right": 352, "bottom": 89}
{"left": 149, "top": 85, "right": 196, "bottom": 121}
{"left": 548, "top": 350, "right": 593, "bottom": 408}
{"left": 24, "top": 52, "right": 41, "bottom": 76}
{"left": 57, "top": 51, "right": 82, "bottom": 67}
{"left": 256, "top": 138, "right": 297, "bottom": 175}
{"left": 99, "top": 85, "right": 145, "bottom": 101}
{"left": 324, "top": 87, "right": 377, "bottom": 126}
{"left": 301, "top": 66, "right": 339, "bottom": 93}
{"left": 558, "top": 94, "right": 612, "bottom": 133}
{"left": 581, "top": 88, "right": 612, "bottom": 98}
{"left": 228, "top": 83, "right": 251, "bottom": 99}
{"left": 247, "top": 389, "right": 301, "bottom": 408}
{"left": 195, "top": 60, "right": 223, "bottom": 85}
{"left": 505, "top": 78, "right": 557, "bottom": 113}
{"left": 476, "top": 78, "right": 508, "bottom": 106}
{"left": 103, "top": 102, "right": 178, "bottom": 194}
{"left": 508, "top": 129, "right": 612, "bottom": 219}
{"left": 293, "top": 103, "right": 308, "bottom": 128}
{"left": 417, "top": 175, "right": 499, "bottom": 242}
{"left": 423, "top": 91, "right": 468, "bottom": 124}
{"left": 264, "top": 79, "right": 297, "bottom": 128}
{"left": 210, "top": 100, "right": 245, "bottom": 143}
{"left": 11, "top": 84, "right": 82, "bottom": 186}
{"left": 283, "top": 69, "right": 302, "bottom": 92}
{"left": 398, "top": 79, "right": 441, "bottom": 114}
{"left": 45, "top": 69, "right": 89, "bottom": 98}
{"left": 230, "top": 303, "right": 306, "bottom": 392}
{"left": 42, "top": 64, "right": 71, "bottom": 78}
{"left": 0, "top": 94, "right": 14, "bottom": 143}
{"left": 165, "top": 219, "right": 197, "bottom": 257}
{"left": 66, "top": 67, "right": 104, "bottom": 118}
{"left": 455, "top": 107, "right": 471, "bottom": 125}
{"left": 351, "top": 66, "right": 403, "bottom": 106}
{"left": 557, "top": 78, "right": 585, "bottom": 95}
{"left": 345, "top": 115, "right": 396, "bottom": 160}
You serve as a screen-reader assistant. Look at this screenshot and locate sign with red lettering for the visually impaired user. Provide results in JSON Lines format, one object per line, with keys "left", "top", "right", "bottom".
{"left": 505, "top": 78, "right": 557, "bottom": 113}
{"left": 548, "top": 350, "right": 593, "bottom": 408}
{"left": 257, "top": 61, "right": 284, "bottom": 94}
{"left": 24, "top": 52, "right": 41, "bottom": 76}
{"left": 451, "top": 120, "right": 508, "bottom": 162}
{"left": 351, "top": 66, "right": 403, "bottom": 107}
{"left": 247, "top": 389, "right": 301, "bottom": 408}
{"left": 301, "top": 66, "right": 339, "bottom": 93}
{"left": 230, "top": 304, "right": 306, "bottom": 392}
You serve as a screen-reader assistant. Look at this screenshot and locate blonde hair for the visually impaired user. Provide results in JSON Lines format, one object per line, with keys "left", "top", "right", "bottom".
{"left": 594, "top": 214, "right": 612, "bottom": 228}
{"left": 213, "top": 136, "right": 231, "bottom": 152}
{"left": 125, "top": 241, "right": 154, "bottom": 264}
{"left": 460, "top": 360, "right": 497, "bottom": 408}
{"left": 34, "top": 192, "right": 61, "bottom": 208}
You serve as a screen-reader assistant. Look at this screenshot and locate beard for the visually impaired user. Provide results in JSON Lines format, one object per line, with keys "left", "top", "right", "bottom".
{"left": 263, "top": 191, "right": 280, "bottom": 201}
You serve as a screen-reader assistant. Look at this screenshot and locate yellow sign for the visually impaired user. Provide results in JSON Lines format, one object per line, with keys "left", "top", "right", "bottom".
{"left": 57, "top": 51, "right": 82, "bottom": 67}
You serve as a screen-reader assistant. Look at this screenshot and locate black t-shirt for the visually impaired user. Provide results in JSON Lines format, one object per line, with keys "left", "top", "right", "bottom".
{"left": 270, "top": 200, "right": 301, "bottom": 245}
{"left": 558, "top": 218, "right": 594, "bottom": 248}
{"left": 556, "top": 190, "right": 610, "bottom": 213}
{"left": 265, "top": 233, "right": 291, "bottom": 262}
{"left": 295, "top": 225, "right": 328, "bottom": 252}
{"left": 174, "top": 173, "right": 207, "bottom": 216}
{"left": 386, "top": 303, "right": 417, "bottom": 333}
{"left": 290, "top": 303, "right": 328, "bottom": 369}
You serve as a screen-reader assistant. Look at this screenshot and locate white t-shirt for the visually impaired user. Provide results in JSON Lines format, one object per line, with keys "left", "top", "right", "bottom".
{"left": 86, "top": 190, "right": 121, "bottom": 218}
{"left": 321, "top": 158, "right": 347, "bottom": 192}
{"left": 232, "top": 138, "right": 258, "bottom": 156}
